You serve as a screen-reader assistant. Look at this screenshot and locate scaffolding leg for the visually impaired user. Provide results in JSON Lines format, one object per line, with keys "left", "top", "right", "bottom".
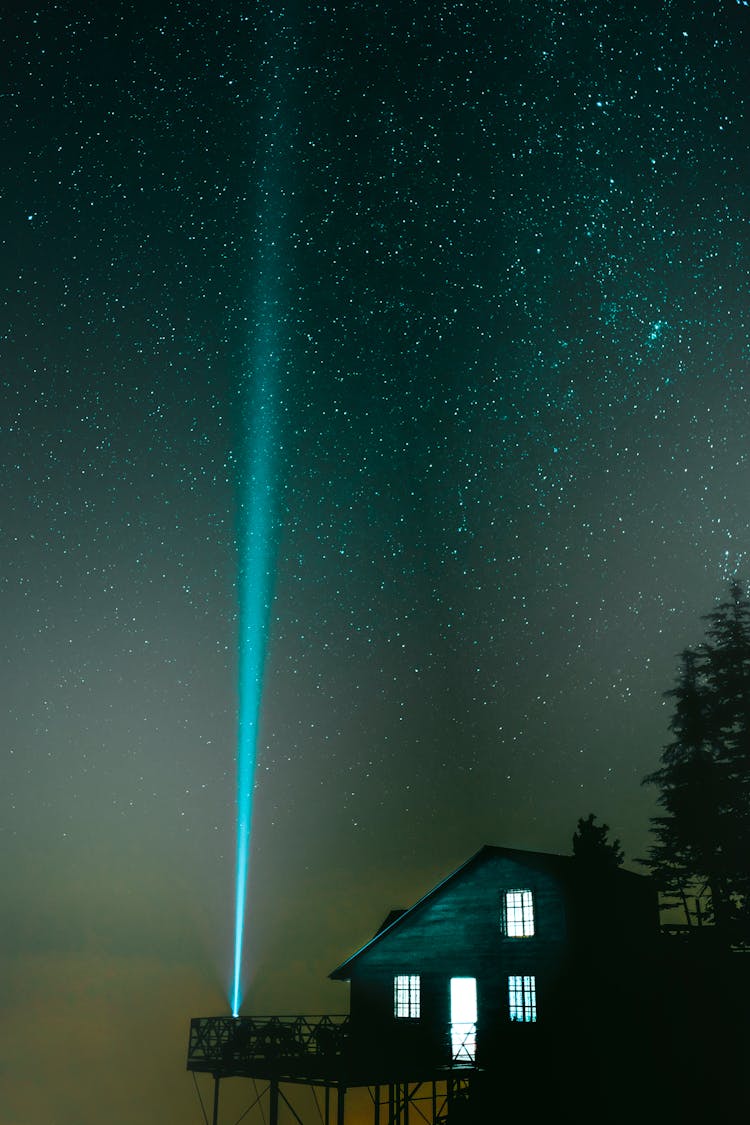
{"left": 337, "top": 1084, "right": 346, "bottom": 1125}
{"left": 269, "top": 1080, "right": 280, "bottom": 1125}
{"left": 325, "top": 1084, "right": 331, "bottom": 1125}
{"left": 374, "top": 1084, "right": 381, "bottom": 1125}
{"left": 212, "top": 1076, "right": 220, "bottom": 1125}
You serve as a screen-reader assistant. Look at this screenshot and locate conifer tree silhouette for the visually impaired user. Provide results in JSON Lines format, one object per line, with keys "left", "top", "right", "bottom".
{"left": 643, "top": 581, "right": 750, "bottom": 936}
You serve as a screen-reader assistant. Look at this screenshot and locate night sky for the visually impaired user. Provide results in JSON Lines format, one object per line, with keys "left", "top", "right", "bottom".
{"left": 3, "top": 2, "right": 750, "bottom": 1121}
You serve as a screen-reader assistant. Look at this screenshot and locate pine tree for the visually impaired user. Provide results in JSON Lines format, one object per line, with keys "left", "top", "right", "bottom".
{"left": 572, "top": 813, "right": 624, "bottom": 870}
{"left": 643, "top": 582, "right": 750, "bottom": 936}
{"left": 702, "top": 581, "right": 750, "bottom": 902}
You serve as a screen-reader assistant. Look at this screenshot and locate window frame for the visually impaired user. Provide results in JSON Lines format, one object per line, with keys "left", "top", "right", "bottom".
{"left": 393, "top": 974, "right": 421, "bottom": 1019}
{"left": 501, "top": 887, "right": 535, "bottom": 938}
{"left": 508, "top": 974, "right": 537, "bottom": 1023}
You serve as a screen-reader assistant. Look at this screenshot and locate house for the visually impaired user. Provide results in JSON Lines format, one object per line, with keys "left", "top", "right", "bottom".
{"left": 187, "top": 845, "right": 748, "bottom": 1122}
{"left": 329, "top": 844, "right": 658, "bottom": 1074}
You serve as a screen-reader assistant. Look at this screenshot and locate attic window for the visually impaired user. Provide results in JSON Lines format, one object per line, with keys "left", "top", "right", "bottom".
{"left": 394, "top": 975, "right": 420, "bottom": 1019}
{"left": 503, "top": 889, "right": 535, "bottom": 937}
{"left": 508, "top": 975, "right": 537, "bottom": 1022}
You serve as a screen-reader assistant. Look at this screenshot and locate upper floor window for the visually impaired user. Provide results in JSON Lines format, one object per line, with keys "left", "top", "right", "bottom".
{"left": 503, "top": 889, "right": 535, "bottom": 937}
{"left": 394, "top": 974, "right": 420, "bottom": 1019}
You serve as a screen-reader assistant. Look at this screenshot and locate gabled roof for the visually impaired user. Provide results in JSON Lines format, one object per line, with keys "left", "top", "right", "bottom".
{"left": 329, "top": 843, "right": 650, "bottom": 980}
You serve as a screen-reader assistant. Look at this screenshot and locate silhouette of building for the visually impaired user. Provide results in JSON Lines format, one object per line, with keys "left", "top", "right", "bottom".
{"left": 188, "top": 844, "right": 669, "bottom": 1123}
{"left": 329, "top": 844, "right": 657, "bottom": 1074}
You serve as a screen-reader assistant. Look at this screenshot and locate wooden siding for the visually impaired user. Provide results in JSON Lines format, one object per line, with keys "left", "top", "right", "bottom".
{"left": 337, "top": 849, "right": 659, "bottom": 1062}
{"left": 346, "top": 853, "right": 570, "bottom": 979}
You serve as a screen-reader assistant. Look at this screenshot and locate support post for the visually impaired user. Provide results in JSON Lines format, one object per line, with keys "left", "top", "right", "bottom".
{"left": 325, "top": 1084, "right": 330, "bottom": 1125}
{"left": 269, "top": 1080, "right": 280, "bottom": 1125}
{"left": 337, "top": 1084, "right": 346, "bottom": 1125}
{"left": 212, "top": 1076, "right": 220, "bottom": 1125}
{"left": 373, "top": 1084, "right": 381, "bottom": 1125}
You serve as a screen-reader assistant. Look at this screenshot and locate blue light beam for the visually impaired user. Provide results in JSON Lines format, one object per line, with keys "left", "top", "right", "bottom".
{"left": 231, "top": 359, "right": 278, "bottom": 1019}
{"left": 230, "top": 18, "right": 290, "bottom": 1015}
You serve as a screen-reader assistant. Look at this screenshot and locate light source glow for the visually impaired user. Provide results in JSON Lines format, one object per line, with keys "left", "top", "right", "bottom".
{"left": 450, "top": 977, "right": 478, "bottom": 1063}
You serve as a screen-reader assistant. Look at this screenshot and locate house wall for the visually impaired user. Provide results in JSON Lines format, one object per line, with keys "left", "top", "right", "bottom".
{"left": 346, "top": 854, "right": 571, "bottom": 1063}
{"left": 342, "top": 852, "right": 658, "bottom": 1068}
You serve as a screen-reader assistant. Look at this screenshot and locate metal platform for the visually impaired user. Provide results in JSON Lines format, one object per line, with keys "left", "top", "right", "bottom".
{"left": 187, "top": 1014, "right": 350, "bottom": 1082}
{"left": 187, "top": 1014, "right": 473, "bottom": 1124}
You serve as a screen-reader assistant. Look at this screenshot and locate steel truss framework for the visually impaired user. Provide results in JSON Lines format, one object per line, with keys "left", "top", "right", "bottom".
{"left": 193, "top": 1073, "right": 472, "bottom": 1125}
{"left": 187, "top": 1015, "right": 473, "bottom": 1125}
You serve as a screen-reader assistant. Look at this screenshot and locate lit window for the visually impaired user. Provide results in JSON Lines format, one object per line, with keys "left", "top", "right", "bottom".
{"left": 450, "top": 977, "right": 477, "bottom": 1063}
{"left": 508, "top": 975, "right": 537, "bottom": 1022}
{"left": 394, "top": 975, "right": 420, "bottom": 1019}
{"left": 503, "top": 889, "right": 534, "bottom": 937}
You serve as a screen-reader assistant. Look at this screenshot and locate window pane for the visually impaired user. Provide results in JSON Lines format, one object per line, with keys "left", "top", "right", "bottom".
{"left": 508, "top": 974, "right": 537, "bottom": 1022}
{"left": 394, "top": 974, "right": 420, "bottom": 1018}
{"left": 450, "top": 977, "right": 477, "bottom": 1023}
{"left": 504, "top": 889, "right": 535, "bottom": 937}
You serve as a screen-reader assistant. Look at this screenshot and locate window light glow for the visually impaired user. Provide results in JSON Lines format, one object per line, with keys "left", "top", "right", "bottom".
{"left": 504, "top": 889, "right": 535, "bottom": 937}
{"left": 394, "top": 975, "right": 420, "bottom": 1018}
{"left": 508, "top": 975, "right": 537, "bottom": 1022}
{"left": 450, "top": 977, "right": 477, "bottom": 1064}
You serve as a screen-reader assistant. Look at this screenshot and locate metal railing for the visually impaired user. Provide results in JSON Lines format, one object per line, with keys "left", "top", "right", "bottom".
{"left": 187, "top": 1014, "right": 350, "bottom": 1075}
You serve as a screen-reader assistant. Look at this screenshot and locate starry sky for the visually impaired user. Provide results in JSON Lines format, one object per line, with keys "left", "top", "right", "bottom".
{"left": 3, "top": 1, "right": 750, "bottom": 1121}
